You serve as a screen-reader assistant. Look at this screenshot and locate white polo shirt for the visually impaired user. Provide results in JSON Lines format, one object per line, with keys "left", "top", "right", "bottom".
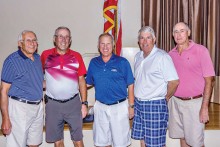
{"left": 134, "top": 46, "right": 178, "bottom": 101}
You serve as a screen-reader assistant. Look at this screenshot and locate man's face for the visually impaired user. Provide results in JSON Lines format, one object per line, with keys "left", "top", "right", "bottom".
{"left": 54, "top": 29, "right": 71, "bottom": 52}
{"left": 173, "top": 23, "right": 190, "bottom": 45}
{"left": 138, "top": 32, "right": 156, "bottom": 54}
{"left": 18, "top": 32, "right": 38, "bottom": 56}
{"left": 98, "top": 35, "right": 113, "bottom": 58}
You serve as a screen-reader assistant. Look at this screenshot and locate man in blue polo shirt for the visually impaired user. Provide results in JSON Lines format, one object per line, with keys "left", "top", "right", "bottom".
{"left": 86, "top": 33, "right": 135, "bottom": 147}
{"left": 0, "top": 30, "right": 44, "bottom": 147}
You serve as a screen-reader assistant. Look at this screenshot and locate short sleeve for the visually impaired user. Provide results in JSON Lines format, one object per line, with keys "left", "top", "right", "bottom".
{"left": 1, "top": 59, "right": 16, "bottom": 84}
{"left": 85, "top": 60, "right": 94, "bottom": 85}
{"left": 121, "top": 59, "right": 134, "bottom": 86}
{"left": 200, "top": 48, "right": 215, "bottom": 77}
{"left": 160, "top": 54, "right": 179, "bottom": 82}
{"left": 75, "top": 53, "right": 87, "bottom": 76}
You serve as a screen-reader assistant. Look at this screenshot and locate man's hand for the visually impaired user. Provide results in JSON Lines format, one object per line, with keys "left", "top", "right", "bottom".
{"left": 1, "top": 118, "right": 12, "bottom": 135}
{"left": 81, "top": 105, "right": 88, "bottom": 119}
{"left": 199, "top": 106, "right": 209, "bottom": 124}
{"left": 0, "top": 81, "right": 12, "bottom": 136}
{"left": 129, "top": 107, "right": 134, "bottom": 119}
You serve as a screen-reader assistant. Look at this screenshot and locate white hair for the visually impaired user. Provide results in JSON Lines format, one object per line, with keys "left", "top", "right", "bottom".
{"left": 18, "top": 30, "right": 37, "bottom": 41}
{"left": 138, "top": 26, "right": 156, "bottom": 39}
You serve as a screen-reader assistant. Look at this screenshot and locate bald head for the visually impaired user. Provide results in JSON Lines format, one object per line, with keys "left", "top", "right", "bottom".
{"left": 172, "top": 22, "right": 191, "bottom": 46}
{"left": 173, "top": 22, "right": 190, "bottom": 34}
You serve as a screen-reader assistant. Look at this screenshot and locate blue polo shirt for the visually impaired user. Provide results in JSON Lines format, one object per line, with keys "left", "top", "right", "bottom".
{"left": 1, "top": 49, "right": 44, "bottom": 101}
{"left": 86, "top": 54, "right": 134, "bottom": 104}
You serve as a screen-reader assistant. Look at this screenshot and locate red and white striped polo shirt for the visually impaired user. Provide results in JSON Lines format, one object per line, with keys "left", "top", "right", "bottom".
{"left": 41, "top": 48, "right": 86, "bottom": 100}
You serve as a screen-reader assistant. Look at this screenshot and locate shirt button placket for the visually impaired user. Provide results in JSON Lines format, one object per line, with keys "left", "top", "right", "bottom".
{"left": 104, "top": 64, "right": 106, "bottom": 71}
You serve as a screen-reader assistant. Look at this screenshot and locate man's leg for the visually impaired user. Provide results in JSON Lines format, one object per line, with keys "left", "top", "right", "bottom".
{"left": 180, "top": 138, "right": 190, "bottom": 147}
{"left": 28, "top": 145, "right": 40, "bottom": 147}
{"left": 73, "top": 140, "right": 84, "bottom": 147}
{"left": 140, "top": 140, "right": 145, "bottom": 147}
{"left": 54, "top": 139, "right": 64, "bottom": 147}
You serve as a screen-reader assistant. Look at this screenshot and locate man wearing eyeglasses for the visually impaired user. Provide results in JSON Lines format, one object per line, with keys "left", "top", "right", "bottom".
{"left": 41, "top": 26, "right": 87, "bottom": 147}
{"left": 0, "top": 30, "right": 44, "bottom": 147}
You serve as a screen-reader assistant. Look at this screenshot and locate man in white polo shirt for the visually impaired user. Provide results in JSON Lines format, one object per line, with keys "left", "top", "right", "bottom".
{"left": 131, "top": 26, "right": 179, "bottom": 147}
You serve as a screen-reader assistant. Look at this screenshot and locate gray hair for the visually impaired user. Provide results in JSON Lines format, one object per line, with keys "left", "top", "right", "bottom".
{"left": 138, "top": 26, "right": 156, "bottom": 39}
{"left": 54, "top": 26, "right": 71, "bottom": 36}
{"left": 18, "top": 30, "right": 37, "bottom": 41}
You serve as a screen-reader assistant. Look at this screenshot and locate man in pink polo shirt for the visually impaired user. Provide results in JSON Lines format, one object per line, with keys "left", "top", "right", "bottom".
{"left": 168, "top": 22, "right": 215, "bottom": 147}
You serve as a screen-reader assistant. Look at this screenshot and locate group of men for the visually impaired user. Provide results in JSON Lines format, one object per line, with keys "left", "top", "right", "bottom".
{"left": 0, "top": 22, "right": 215, "bottom": 147}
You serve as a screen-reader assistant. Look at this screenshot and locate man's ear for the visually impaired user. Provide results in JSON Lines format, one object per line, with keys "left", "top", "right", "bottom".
{"left": 153, "top": 37, "right": 156, "bottom": 44}
{"left": 53, "top": 36, "right": 56, "bottom": 46}
{"left": 188, "top": 30, "right": 191, "bottom": 37}
{"left": 18, "top": 41, "right": 22, "bottom": 48}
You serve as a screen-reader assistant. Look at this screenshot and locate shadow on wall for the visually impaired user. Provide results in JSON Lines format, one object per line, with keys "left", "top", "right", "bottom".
{"left": 120, "top": 47, "right": 140, "bottom": 74}
{"left": 82, "top": 53, "right": 100, "bottom": 106}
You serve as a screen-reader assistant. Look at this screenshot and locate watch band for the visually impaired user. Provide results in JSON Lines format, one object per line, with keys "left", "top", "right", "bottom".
{"left": 129, "top": 104, "right": 134, "bottom": 108}
{"left": 82, "top": 101, "right": 88, "bottom": 106}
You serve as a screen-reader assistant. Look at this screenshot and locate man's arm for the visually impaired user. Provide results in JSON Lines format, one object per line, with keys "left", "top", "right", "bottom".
{"left": 0, "top": 81, "right": 12, "bottom": 135}
{"left": 79, "top": 76, "right": 88, "bottom": 118}
{"left": 128, "top": 84, "right": 134, "bottom": 119}
{"left": 200, "top": 76, "right": 215, "bottom": 123}
{"left": 166, "top": 79, "right": 179, "bottom": 101}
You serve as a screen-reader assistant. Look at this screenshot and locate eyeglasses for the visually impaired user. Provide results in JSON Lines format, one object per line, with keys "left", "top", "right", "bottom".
{"left": 22, "top": 39, "right": 38, "bottom": 44}
{"left": 55, "top": 35, "right": 71, "bottom": 40}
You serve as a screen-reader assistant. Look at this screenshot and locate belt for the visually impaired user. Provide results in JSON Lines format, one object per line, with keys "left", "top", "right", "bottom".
{"left": 175, "top": 94, "right": 203, "bottom": 100}
{"left": 10, "top": 96, "right": 42, "bottom": 105}
{"left": 100, "top": 98, "right": 127, "bottom": 105}
{"left": 44, "top": 93, "right": 78, "bottom": 103}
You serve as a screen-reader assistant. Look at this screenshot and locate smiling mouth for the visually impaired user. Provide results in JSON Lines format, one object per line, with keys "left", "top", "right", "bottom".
{"left": 142, "top": 44, "right": 148, "bottom": 47}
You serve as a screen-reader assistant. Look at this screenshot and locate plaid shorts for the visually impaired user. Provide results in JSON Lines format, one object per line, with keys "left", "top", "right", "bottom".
{"left": 131, "top": 98, "right": 168, "bottom": 147}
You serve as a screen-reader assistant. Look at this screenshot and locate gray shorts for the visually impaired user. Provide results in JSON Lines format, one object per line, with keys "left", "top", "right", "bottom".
{"left": 45, "top": 95, "right": 83, "bottom": 142}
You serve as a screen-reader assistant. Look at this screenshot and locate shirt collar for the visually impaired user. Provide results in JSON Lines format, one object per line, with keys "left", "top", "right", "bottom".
{"left": 139, "top": 45, "right": 157, "bottom": 58}
{"left": 173, "top": 40, "right": 195, "bottom": 52}
{"left": 98, "top": 53, "right": 116, "bottom": 62}
{"left": 52, "top": 47, "right": 71, "bottom": 55}
{"left": 18, "top": 49, "right": 29, "bottom": 59}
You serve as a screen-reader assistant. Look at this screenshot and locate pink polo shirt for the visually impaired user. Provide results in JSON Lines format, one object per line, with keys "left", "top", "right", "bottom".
{"left": 169, "top": 41, "right": 215, "bottom": 97}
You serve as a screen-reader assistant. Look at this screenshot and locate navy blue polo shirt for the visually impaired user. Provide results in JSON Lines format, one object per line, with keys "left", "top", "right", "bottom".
{"left": 1, "top": 49, "right": 44, "bottom": 101}
{"left": 86, "top": 54, "right": 134, "bottom": 104}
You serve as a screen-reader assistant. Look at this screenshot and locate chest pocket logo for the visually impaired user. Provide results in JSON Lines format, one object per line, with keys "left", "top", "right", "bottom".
{"left": 111, "top": 68, "right": 118, "bottom": 72}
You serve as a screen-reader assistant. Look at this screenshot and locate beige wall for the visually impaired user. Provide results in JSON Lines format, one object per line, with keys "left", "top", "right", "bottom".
{"left": 0, "top": 0, "right": 141, "bottom": 126}
{"left": 0, "top": 0, "right": 141, "bottom": 73}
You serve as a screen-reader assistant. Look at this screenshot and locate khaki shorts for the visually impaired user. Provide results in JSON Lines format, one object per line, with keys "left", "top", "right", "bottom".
{"left": 168, "top": 96, "right": 204, "bottom": 147}
{"left": 6, "top": 98, "right": 43, "bottom": 147}
{"left": 93, "top": 100, "right": 131, "bottom": 147}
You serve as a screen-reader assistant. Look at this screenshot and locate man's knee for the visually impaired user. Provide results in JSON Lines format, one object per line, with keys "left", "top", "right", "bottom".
{"left": 54, "top": 140, "right": 64, "bottom": 147}
{"left": 73, "top": 140, "right": 84, "bottom": 147}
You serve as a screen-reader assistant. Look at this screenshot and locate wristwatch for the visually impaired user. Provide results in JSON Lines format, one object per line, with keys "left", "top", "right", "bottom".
{"left": 82, "top": 101, "right": 88, "bottom": 107}
{"left": 129, "top": 104, "right": 134, "bottom": 108}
